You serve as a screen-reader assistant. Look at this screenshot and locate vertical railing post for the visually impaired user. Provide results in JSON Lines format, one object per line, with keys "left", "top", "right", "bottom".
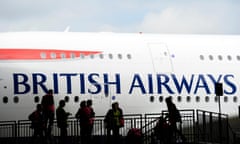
{"left": 202, "top": 111, "right": 206, "bottom": 142}
{"left": 218, "top": 113, "right": 222, "bottom": 144}
{"left": 209, "top": 112, "right": 213, "bottom": 142}
{"left": 13, "top": 121, "right": 17, "bottom": 144}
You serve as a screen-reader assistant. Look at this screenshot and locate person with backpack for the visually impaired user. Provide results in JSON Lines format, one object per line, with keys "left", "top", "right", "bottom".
{"left": 165, "top": 97, "right": 186, "bottom": 143}
{"left": 104, "top": 102, "right": 124, "bottom": 144}
{"left": 75, "top": 100, "right": 91, "bottom": 144}
{"left": 153, "top": 116, "right": 170, "bottom": 144}
{"left": 87, "top": 99, "right": 95, "bottom": 142}
{"left": 41, "top": 89, "right": 55, "bottom": 138}
{"left": 126, "top": 128, "right": 142, "bottom": 144}
{"left": 28, "top": 104, "right": 44, "bottom": 143}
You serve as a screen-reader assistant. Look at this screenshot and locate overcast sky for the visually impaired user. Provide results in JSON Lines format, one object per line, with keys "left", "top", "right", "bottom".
{"left": 0, "top": 0, "right": 240, "bottom": 34}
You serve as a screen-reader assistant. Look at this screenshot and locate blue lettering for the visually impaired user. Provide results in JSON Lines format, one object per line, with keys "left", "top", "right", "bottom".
{"left": 172, "top": 74, "right": 194, "bottom": 94}
{"left": 157, "top": 74, "right": 174, "bottom": 94}
{"left": 207, "top": 74, "right": 222, "bottom": 84}
{"left": 32, "top": 73, "right": 48, "bottom": 94}
{"left": 79, "top": 73, "right": 86, "bottom": 94}
{"left": 13, "top": 73, "right": 30, "bottom": 94}
{"left": 148, "top": 74, "right": 154, "bottom": 94}
{"left": 104, "top": 73, "right": 121, "bottom": 94}
{"left": 53, "top": 73, "right": 59, "bottom": 93}
{"left": 194, "top": 74, "right": 210, "bottom": 94}
{"left": 88, "top": 73, "right": 101, "bottom": 94}
{"left": 224, "top": 74, "right": 236, "bottom": 94}
{"left": 60, "top": 73, "right": 78, "bottom": 94}
{"left": 129, "top": 74, "right": 146, "bottom": 94}
{"left": 12, "top": 72, "right": 238, "bottom": 96}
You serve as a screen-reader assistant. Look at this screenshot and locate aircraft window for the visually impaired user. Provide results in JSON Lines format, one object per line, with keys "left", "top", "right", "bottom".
{"left": 64, "top": 96, "right": 70, "bottom": 103}
{"left": 74, "top": 96, "right": 79, "bottom": 103}
{"left": 109, "top": 54, "right": 113, "bottom": 59}
{"left": 214, "top": 96, "right": 219, "bottom": 102}
{"left": 40, "top": 52, "right": 47, "bottom": 59}
{"left": 196, "top": 96, "right": 200, "bottom": 102}
{"left": 70, "top": 53, "right": 75, "bottom": 58}
{"left": 80, "top": 54, "right": 85, "bottom": 59}
{"left": 233, "top": 96, "right": 238, "bottom": 102}
{"left": 51, "top": 53, "right": 56, "bottom": 59}
{"left": 61, "top": 53, "right": 66, "bottom": 59}
{"left": 3, "top": 96, "right": 8, "bottom": 104}
{"left": 218, "top": 55, "right": 223, "bottom": 60}
{"left": 200, "top": 55, "right": 204, "bottom": 60}
{"left": 90, "top": 54, "right": 94, "bottom": 59}
{"left": 99, "top": 54, "right": 104, "bottom": 59}
{"left": 227, "top": 55, "right": 232, "bottom": 61}
{"left": 186, "top": 96, "right": 191, "bottom": 102}
{"left": 177, "top": 96, "right": 181, "bottom": 102}
{"left": 164, "top": 52, "right": 167, "bottom": 56}
{"left": 118, "top": 54, "right": 122, "bottom": 59}
{"left": 237, "top": 55, "right": 240, "bottom": 61}
{"left": 159, "top": 96, "right": 163, "bottom": 102}
{"left": 34, "top": 96, "right": 40, "bottom": 103}
{"left": 150, "top": 96, "right": 154, "bottom": 102}
{"left": 224, "top": 96, "right": 228, "bottom": 102}
{"left": 205, "top": 96, "right": 209, "bottom": 102}
{"left": 209, "top": 55, "right": 213, "bottom": 60}
{"left": 13, "top": 96, "right": 19, "bottom": 103}
{"left": 127, "top": 54, "right": 131, "bottom": 59}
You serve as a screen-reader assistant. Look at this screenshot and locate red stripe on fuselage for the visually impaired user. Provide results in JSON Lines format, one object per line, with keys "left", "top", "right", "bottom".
{"left": 0, "top": 49, "right": 101, "bottom": 60}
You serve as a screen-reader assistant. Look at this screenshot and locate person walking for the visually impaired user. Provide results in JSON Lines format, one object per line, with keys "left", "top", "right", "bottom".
{"left": 87, "top": 99, "right": 95, "bottom": 143}
{"left": 28, "top": 104, "right": 44, "bottom": 143}
{"left": 56, "top": 100, "right": 71, "bottom": 144}
{"left": 104, "top": 102, "right": 124, "bottom": 144}
{"left": 75, "top": 100, "right": 91, "bottom": 144}
{"left": 165, "top": 97, "right": 186, "bottom": 143}
{"left": 41, "top": 89, "right": 55, "bottom": 138}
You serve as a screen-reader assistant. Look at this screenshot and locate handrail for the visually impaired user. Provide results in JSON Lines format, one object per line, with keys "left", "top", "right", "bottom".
{"left": 1, "top": 109, "right": 234, "bottom": 144}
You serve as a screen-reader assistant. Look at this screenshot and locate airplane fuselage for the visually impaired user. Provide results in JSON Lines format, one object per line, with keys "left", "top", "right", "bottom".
{"left": 0, "top": 32, "right": 240, "bottom": 122}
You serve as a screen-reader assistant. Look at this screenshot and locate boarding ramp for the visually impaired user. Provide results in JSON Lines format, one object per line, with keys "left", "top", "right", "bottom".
{"left": 196, "top": 110, "right": 238, "bottom": 144}
{"left": 0, "top": 109, "right": 237, "bottom": 144}
{"left": 142, "top": 110, "right": 195, "bottom": 144}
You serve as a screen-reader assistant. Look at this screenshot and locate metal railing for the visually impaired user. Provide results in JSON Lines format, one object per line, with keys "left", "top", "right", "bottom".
{"left": 3, "top": 109, "right": 232, "bottom": 144}
{"left": 142, "top": 109, "right": 195, "bottom": 144}
{"left": 196, "top": 109, "right": 233, "bottom": 144}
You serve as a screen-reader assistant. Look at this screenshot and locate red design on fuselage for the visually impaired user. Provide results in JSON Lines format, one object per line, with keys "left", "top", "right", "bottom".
{"left": 0, "top": 49, "right": 101, "bottom": 60}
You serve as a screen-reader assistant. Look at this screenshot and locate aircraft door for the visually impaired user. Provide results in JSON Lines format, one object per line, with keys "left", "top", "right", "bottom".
{"left": 148, "top": 43, "right": 173, "bottom": 72}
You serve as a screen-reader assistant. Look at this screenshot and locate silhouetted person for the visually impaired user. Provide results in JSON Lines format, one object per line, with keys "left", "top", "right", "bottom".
{"left": 28, "top": 104, "right": 44, "bottom": 143}
{"left": 41, "top": 89, "right": 55, "bottom": 138}
{"left": 126, "top": 128, "right": 142, "bottom": 144}
{"left": 56, "top": 100, "right": 71, "bottom": 144}
{"left": 104, "top": 102, "right": 124, "bottom": 144}
{"left": 153, "top": 116, "right": 170, "bottom": 144}
{"left": 87, "top": 99, "right": 95, "bottom": 143}
{"left": 165, "top": 97, "right": 186, "bottom": 143}
{"left": 75, "top": 100, "right": 91, "bottom": 144}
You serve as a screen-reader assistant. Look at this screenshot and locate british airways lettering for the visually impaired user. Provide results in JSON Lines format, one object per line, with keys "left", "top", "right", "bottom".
{"left": 13, "top": 73, "right": 237, "bottom": 95}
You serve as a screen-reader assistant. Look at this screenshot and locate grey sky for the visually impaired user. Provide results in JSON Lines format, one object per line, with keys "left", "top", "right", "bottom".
{"left": 0, "top": 0, "right": 240, "bottom": 34}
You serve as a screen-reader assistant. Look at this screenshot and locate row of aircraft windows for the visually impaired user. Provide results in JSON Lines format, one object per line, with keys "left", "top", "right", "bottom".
{"left": 40, "top": 53, "right": 132, "bottom": 60}
{"left": 200, "top": 55, "right": 240, "bottom": 61}
{"left": 149, "top": 95, "right": 238, "bottom": 103}
{"left": 1, "top": 95, "right": 239, "bottom": 104}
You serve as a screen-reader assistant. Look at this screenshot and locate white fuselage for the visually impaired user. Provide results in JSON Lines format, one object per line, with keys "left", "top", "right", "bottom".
{"left": 0, "top": 32, "right": 240, "bottom": 123}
